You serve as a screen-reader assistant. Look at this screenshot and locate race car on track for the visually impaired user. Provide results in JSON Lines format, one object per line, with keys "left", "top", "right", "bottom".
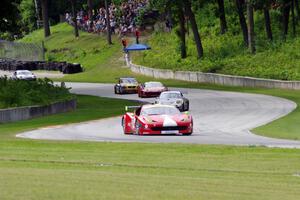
{"left": 114, "top": 77, "right": 138, "bottom": 94}
{"left": 11, "top": 70, "right": 36, "bottom": 81}
{"left": 122, "top": 104, "right": 193, "bottom": 135}
{"left": 155, "top": 91, "right": 189, "bottom": 112}
{"left": 137, "top": 81, "right": 168, "bottom": 98}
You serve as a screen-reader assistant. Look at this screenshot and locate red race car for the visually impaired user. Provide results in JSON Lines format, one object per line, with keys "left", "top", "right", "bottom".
{"left": 122, "top": 104, "right": 193, "bottom": 135}
{"left": 137, "top": 81, "right": 168, "bottom": 98}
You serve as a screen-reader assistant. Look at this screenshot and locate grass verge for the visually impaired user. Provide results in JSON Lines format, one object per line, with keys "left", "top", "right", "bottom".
{"left": 0, "top": 95, "right": 137, "bottom": 140}
{"left": 0, "top": 95, "right": 300, "bottom": 200}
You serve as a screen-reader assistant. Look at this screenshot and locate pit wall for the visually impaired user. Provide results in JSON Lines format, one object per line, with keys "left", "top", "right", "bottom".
{"left": 128, "top": 62, "right": 300, "bottom": 90}
{"left": 0, "top": 99, "right": 77, "bottom": 123}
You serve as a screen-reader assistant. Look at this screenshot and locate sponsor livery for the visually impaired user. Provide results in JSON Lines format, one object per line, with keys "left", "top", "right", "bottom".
{"left": 122, "top": 104, "right": 193, "bottom": 135}
{"left": 114, "top": 77, "right": 138, "bottom": 94}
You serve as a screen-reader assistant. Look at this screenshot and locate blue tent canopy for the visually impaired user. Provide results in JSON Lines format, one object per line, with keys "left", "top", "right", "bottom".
{"left": 124, "top": 44, "right": 151, "bottom": 52}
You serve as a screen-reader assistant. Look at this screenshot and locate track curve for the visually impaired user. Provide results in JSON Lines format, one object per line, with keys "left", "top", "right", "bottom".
{"left": 17, "top": 82, "right": 300, "bottom": 148}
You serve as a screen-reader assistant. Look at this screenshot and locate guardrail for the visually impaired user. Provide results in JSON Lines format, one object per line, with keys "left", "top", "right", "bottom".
{"left": 0, "top": 99, "right": 77, "bottom": 123}
{"left": 128, "top": 62, "right": 300, "bottom": 90}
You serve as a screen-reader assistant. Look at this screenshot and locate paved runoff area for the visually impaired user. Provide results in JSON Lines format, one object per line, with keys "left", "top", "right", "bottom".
{"left": 18, "top": 83, "right": 300, "bottom": 148}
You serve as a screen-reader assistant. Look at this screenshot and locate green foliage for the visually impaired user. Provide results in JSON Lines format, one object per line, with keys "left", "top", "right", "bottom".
{"left": 19, "top": 0, "right": 36, "bottom": 33}
{"left": 133, "top": 0, "right": 300, "bottom": 80}
{"left": 0, "top": 77, "right": 73, "bottom": 109}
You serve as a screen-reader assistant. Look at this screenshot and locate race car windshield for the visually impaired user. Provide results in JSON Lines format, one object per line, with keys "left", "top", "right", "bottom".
{"left": 160, "top": 93, "right": 181, "bottom": 99}
{"left": 121, "top": 78, "right": 137, "bottom": 84}
{"left": 145, "top": 82, "right": 163, "bottom": 88}
{"left": 141, "top": 107, "right": 180, "bottom": 116}
{"left": 18, "top": 71, "right": 32, "bottom": 75}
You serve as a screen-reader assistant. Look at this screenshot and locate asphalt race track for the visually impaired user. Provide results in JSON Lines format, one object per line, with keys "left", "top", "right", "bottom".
{"left": 18, "top": 82, "right": 300, "bottom": 148}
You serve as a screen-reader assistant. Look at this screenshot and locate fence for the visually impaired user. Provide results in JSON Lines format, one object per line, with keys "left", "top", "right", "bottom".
{"left": 0, "top": 40, "right": 44, "bottom": 61}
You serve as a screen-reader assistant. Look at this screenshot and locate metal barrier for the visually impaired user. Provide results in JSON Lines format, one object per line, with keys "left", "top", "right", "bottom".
{"left": 0, "top": 40, "right": 44, "bottom": 61}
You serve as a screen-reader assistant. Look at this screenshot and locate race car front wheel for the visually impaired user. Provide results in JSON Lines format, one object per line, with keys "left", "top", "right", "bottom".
{"left": 122, "top": 117, "right": 129, "bottom": 134}
{"left": 135, "top": 121, "right": 142, "bottom": 135}
{"left": 184, "top": 102, "right": 189, "bottom": 111}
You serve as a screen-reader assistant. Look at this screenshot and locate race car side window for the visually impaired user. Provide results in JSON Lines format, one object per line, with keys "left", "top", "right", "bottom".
{"left": 135, "top": 107, "right": 141, "bottom": 116}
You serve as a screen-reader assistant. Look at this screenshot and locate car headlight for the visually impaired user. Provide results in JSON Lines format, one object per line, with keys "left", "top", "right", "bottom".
{"left": 181, "top": 116, "right": 190, "bottom": 122}
{"left": 176, "top": 99, "right": 183, "bottom": 105}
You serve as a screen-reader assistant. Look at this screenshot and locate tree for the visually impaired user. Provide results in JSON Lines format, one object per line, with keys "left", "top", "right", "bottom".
{"left": 41, "top": 0, "right": 51, "bottom": 37}
{"left": 151, "top": 0, "right": 187, "bottom": 58}
{"left": 70, "top": 0, "right": 79, "bottom": 38}
{"left": 19, "top": 0, "right": 36, "bottom": 33}
{"left": 246, "top": 0, "right": 255, "bottom": 53}
{"left": 217, "top": 0, "right": 227, "bottom": 34}
{"left": 177, "top": 3, "right": 187, "bottom": 59}
{"left": 0, "top": 0, "right": 22, "bottom": 39}
{"left": 263, "top": 5, "right": 273, "bottom": 40}
{"left": 105, "top": 0, "right": 112, "bottom": 45}
{"left": 292, "top": 0, "right": 296, "bottom": 35}
{"left": 235, "top": 0, "right": 248, "bottom": 46}
{"left": 183, "top": 0, "right": 204, "bottom": 59}
{"left": 87, "top": 0, "right": 93, "bottom": 29}
{"left": 282, "top": 1, "right": 291, "bottom": 39}
{"left": 295, "top": 0, "right": 300, "bottom": 21}
{"left": 87, "top": 0, "right": 93, "bottom": 20}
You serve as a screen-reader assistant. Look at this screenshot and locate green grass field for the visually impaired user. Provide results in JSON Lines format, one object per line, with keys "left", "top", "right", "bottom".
{"left": 1, "top": 95, "right": 300, "bottom": 200}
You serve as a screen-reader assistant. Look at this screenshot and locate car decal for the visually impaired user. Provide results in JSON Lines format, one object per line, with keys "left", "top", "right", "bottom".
{"left": 163, "top": 115, "right": 177, "bottom": 127}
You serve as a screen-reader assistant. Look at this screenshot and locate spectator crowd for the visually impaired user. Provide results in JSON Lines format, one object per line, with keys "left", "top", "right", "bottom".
{"left": 65, "top": 0, "right": 149, "bottom": 36}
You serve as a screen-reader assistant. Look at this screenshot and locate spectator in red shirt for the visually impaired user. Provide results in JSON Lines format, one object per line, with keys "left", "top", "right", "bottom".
{"left": 135, "top": 28, "right": 140, "bottom": 44}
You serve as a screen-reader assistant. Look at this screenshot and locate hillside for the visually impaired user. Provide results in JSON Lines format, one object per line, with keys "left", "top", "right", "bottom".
{"left": 20, "top": 23, "right": 138, "bottom": 83}
{"left": 133, "top": 1, "right": 300, "bottom": 81}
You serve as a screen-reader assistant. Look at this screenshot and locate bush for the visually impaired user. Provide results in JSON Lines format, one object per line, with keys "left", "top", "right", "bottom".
{"left": 0, "top": 77, "right": 74, "bottom": 109}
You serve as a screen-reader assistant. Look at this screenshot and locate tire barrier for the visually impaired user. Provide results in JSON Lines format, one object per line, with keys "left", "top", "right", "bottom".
{"left": 0, "top": 99, "right": 77, "bottom": 123}
{"left": 129, "top": 62, "right": 300, "bottom": 90}
{"left": 0, "top": 59, "right": 83, "bottom": 74}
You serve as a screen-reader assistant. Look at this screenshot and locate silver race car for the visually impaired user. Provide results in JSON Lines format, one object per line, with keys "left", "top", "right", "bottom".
{"left": 154, "top": 91, "right": 189, "bottom": 112}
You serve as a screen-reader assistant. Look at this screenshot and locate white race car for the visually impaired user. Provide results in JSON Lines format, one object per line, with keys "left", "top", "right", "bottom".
{"left": 11, "top": 70, "right": 36, "bottom": 80}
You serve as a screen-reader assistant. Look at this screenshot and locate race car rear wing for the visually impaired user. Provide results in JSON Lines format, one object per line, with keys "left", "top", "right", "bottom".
{"left": 125, "top": 106, "right": 140, "bottom": 111}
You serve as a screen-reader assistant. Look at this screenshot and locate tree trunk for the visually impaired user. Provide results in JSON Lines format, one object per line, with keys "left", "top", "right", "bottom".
{"left": 184, "top": 0, "right": 204, "bottom": 59}
{"left": 282, "top": 3, "right": 291, "bottom": 38}
{"left": 292, "top": 0, "right": 296, "bottom": 35}
{"left": 87, "top": 0, "right": 93, "bottom": 29}
{"left": 295, "top": 0, "right": 300, "bottom": 21}
{"left": 247, "top": 1, "right": 255, "bottom": 54}
{"left": 41, "top": 0, "right": 50, "bottom": 37}
{"left": 71, "top": 0, "right": 79, "bottom": 38}
{"left": 178, "top": 6, "right": 187, "bottom": 59}
{"left": 105, "top": 0, "right": 112, "bottom": 45}
{"left": 87, "top": 0, "right": 93, "bottom": 20}
{"left": 217, "top": 0, "right": 227, "bottom": 34}
{"left": 235, "top": 0, "right": 248, "bottom": 46}
{"left": 264, "top": 7, "right": 273, "bottom": 41}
